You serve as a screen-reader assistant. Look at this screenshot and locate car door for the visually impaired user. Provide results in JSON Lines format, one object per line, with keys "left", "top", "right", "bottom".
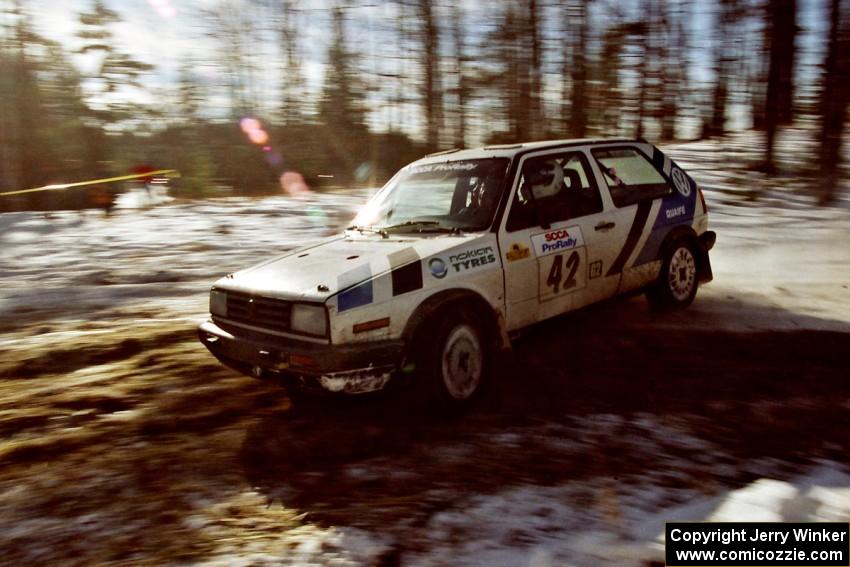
{"left": 498, "top": 148, "right": 628, "bottom": 331}
{"left": 589, "top": 144, "right": 680, "bottom": 294}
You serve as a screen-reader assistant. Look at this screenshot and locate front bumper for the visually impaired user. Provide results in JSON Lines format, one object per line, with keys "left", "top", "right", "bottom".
{"left": 197, "top": 319, "right": 405, "bottom": 394}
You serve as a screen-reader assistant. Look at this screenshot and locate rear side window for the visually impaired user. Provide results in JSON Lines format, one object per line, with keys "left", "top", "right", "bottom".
{"left": 592, "top": 147, "right": 671, "bottom": 207}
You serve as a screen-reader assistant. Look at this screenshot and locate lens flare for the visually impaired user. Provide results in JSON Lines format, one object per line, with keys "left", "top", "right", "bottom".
{"left": 240, "top": 117, "right": 262, "bottom": 134}
{"left": 240, "top": 117, "right": 271, "bottom": 145}
{"left": 247, "top": 129, "right": 269, "bottom": 145}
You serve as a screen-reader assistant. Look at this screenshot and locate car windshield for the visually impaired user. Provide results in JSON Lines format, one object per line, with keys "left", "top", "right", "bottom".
{"left": 350, "top": 158, "right": 509, "bottom": 232}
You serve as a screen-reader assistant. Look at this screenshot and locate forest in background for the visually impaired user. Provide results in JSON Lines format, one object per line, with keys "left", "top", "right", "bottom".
{"left": 0, "top": 0, "right": 848, "bottom": 209}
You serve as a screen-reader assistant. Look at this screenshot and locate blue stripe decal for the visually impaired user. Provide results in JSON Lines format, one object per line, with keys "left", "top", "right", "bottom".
{"left": 337, "top": 264, "right": 373, "bottom": 312}
{"left": 633, "top": 151, "right": 699, "bottom": 267}
{"left": 606, "top": 199, "right": 652, "bottom": 276}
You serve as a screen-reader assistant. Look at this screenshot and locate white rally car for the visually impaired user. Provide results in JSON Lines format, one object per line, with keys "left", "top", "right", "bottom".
{"left": 198, "top": 138, "right": 715, "bottom": 405}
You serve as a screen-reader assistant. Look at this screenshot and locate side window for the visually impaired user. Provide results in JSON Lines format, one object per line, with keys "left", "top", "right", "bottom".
{"left": 506, "top": 151, "right": 603, "bottom": 232}
{"left": 591, "top": 146, "right": 671, "bottom": 207}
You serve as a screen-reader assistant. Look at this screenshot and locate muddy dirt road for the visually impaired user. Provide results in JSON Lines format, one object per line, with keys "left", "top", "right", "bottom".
{"left": 1, "top": 305, "right": 849, "bottom": 566}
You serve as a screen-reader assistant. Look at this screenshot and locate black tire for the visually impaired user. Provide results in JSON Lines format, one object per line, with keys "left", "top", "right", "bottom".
{"left": 646, "top": 238, "right": 700, "bottom": 311}
{"left": 416, "top": 308, "right": 490, "bottom": 409}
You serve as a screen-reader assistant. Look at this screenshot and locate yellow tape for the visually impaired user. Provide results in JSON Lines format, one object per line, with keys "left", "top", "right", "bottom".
{"left": 0, "top": 169, "right": 181, "bottom": 197}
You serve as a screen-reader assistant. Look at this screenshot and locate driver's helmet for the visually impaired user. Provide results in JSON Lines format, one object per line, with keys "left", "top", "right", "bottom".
{"left": 527, "top": 160, "right": 564, "bottom": 199}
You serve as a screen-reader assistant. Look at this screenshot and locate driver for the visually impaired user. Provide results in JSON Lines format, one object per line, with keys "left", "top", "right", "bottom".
{"left": 521, "top": 160, "right": 565, "bottom": 202}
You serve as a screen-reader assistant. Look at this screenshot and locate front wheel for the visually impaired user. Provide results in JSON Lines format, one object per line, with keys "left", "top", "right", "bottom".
{"left": 647, "top": 239, "right": 699, "bottom": 311}
{"left": 417, "top": 310, "right": 488, "bottom": 409}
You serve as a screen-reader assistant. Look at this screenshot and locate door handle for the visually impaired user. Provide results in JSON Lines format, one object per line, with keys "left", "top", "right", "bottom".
{"left": 595, "top": 221, "right": 616, "bottom": 231}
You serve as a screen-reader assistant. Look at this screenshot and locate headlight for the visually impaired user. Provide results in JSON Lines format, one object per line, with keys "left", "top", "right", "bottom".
{"left": 290, "top": 303, "right": 327, "bottom": 336}
{"left": 210, "top": 289, "right": 227, "bottom": 317}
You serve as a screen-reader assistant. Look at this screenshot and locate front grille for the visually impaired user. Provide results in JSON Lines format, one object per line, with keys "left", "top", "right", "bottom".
{"left": 225, "top": 292, "right": 292, "bottom": 334}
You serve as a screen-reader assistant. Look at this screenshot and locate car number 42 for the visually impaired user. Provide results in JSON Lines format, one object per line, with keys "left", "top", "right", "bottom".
{"left": 539, "top": 247, "right": 587, "bottom": 300}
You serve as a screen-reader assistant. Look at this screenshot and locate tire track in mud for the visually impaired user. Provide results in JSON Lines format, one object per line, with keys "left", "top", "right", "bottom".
{"left": 0, "top": 327, "right": 194, "bottom": 379}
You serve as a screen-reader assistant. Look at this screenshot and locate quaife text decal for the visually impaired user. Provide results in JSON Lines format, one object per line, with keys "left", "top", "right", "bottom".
{"left": 665, "top": 205, "right": 686, "bottom": 219}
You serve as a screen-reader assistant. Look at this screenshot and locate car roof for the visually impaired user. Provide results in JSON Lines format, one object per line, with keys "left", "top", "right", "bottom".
{"left": 412, "top": 137, "right": 650, "bottom": 165}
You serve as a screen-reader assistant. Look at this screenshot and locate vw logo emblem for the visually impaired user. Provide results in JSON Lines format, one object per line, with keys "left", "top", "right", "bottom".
{"left": 671, "top": 167, "right": 691, "bottom": 197}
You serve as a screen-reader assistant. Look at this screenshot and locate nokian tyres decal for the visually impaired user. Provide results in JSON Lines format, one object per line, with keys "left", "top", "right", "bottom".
{"left": 429, "top": 246, "right": 497, "bottom": 278}
{"left": 449, "top": 246, "right": 497, "bottom": 272}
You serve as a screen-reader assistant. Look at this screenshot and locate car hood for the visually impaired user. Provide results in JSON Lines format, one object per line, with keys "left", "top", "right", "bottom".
{"left": 212, "top": 231, "right": 485, "bottom": 302}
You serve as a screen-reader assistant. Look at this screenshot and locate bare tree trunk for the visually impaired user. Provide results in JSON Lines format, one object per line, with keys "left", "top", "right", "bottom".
{"left": 279, "top": 0, "right": 303, "bottom": 125}
{"left": 397, "top": 1, "right": 411, "bottom": 133}
{"left": 511, "top": 6, "right": 530, "bottom": 141}
{"left": 451, "top": 2, "right": 466, "bottom": 148}
{"left": 750, "top": 0, "right": 768, "bottom": 130}
{"left": 659, "top": 0, "right": 678, "bottom": 141}
{"left": 818, "top": 0, "right": 850, "bottom": 203}
{"left": 707, "top": 0, "right": 736, "bottom": 138}
{"left": 561, "top": 1, "right": 572, "bottom": 136}
{"left": 570, "top": 0, "right": 589, "bottom": 138}
{"left": 419, "top": 0, "right": 442, "bottom": 151}
{"left": 528, "top": 0, "right": 541, "bottom": 139}
{"left": 634, "top": 20, "right": 648, "bottom": 139}
{"left": 763, "top": 0, "right": 797, "bottom": 171}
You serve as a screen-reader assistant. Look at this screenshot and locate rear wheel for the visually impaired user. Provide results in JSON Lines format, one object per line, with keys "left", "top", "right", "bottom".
{"left": 647, "top": 238, "right": 699, "bottom": 311}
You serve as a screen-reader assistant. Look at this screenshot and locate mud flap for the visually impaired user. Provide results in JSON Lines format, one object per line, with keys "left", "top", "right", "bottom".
{"left": 698, "top": 231, "right": 716, "bottom": 283}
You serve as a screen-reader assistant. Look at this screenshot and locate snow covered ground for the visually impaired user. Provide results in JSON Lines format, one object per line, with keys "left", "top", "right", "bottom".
{"left": 1, "top": 129, "right": 849, "bottom": 566}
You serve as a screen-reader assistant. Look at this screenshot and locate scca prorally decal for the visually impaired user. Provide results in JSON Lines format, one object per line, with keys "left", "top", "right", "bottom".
{"left": 531, "top": 226, "right": 584, "bottom": 257}
{"left": 428, "top": 257, "right": 448, "bottom": 279}
{"left": 447, "top": 246, "right": 497, "bottom": 274}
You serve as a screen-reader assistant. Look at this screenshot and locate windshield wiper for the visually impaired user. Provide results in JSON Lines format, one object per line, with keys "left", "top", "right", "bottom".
{"left": 345, "top": 225, "right": 388, "bottom": 238}
{"left": 382, "top": 220, "right": 461, "bottom": 234}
